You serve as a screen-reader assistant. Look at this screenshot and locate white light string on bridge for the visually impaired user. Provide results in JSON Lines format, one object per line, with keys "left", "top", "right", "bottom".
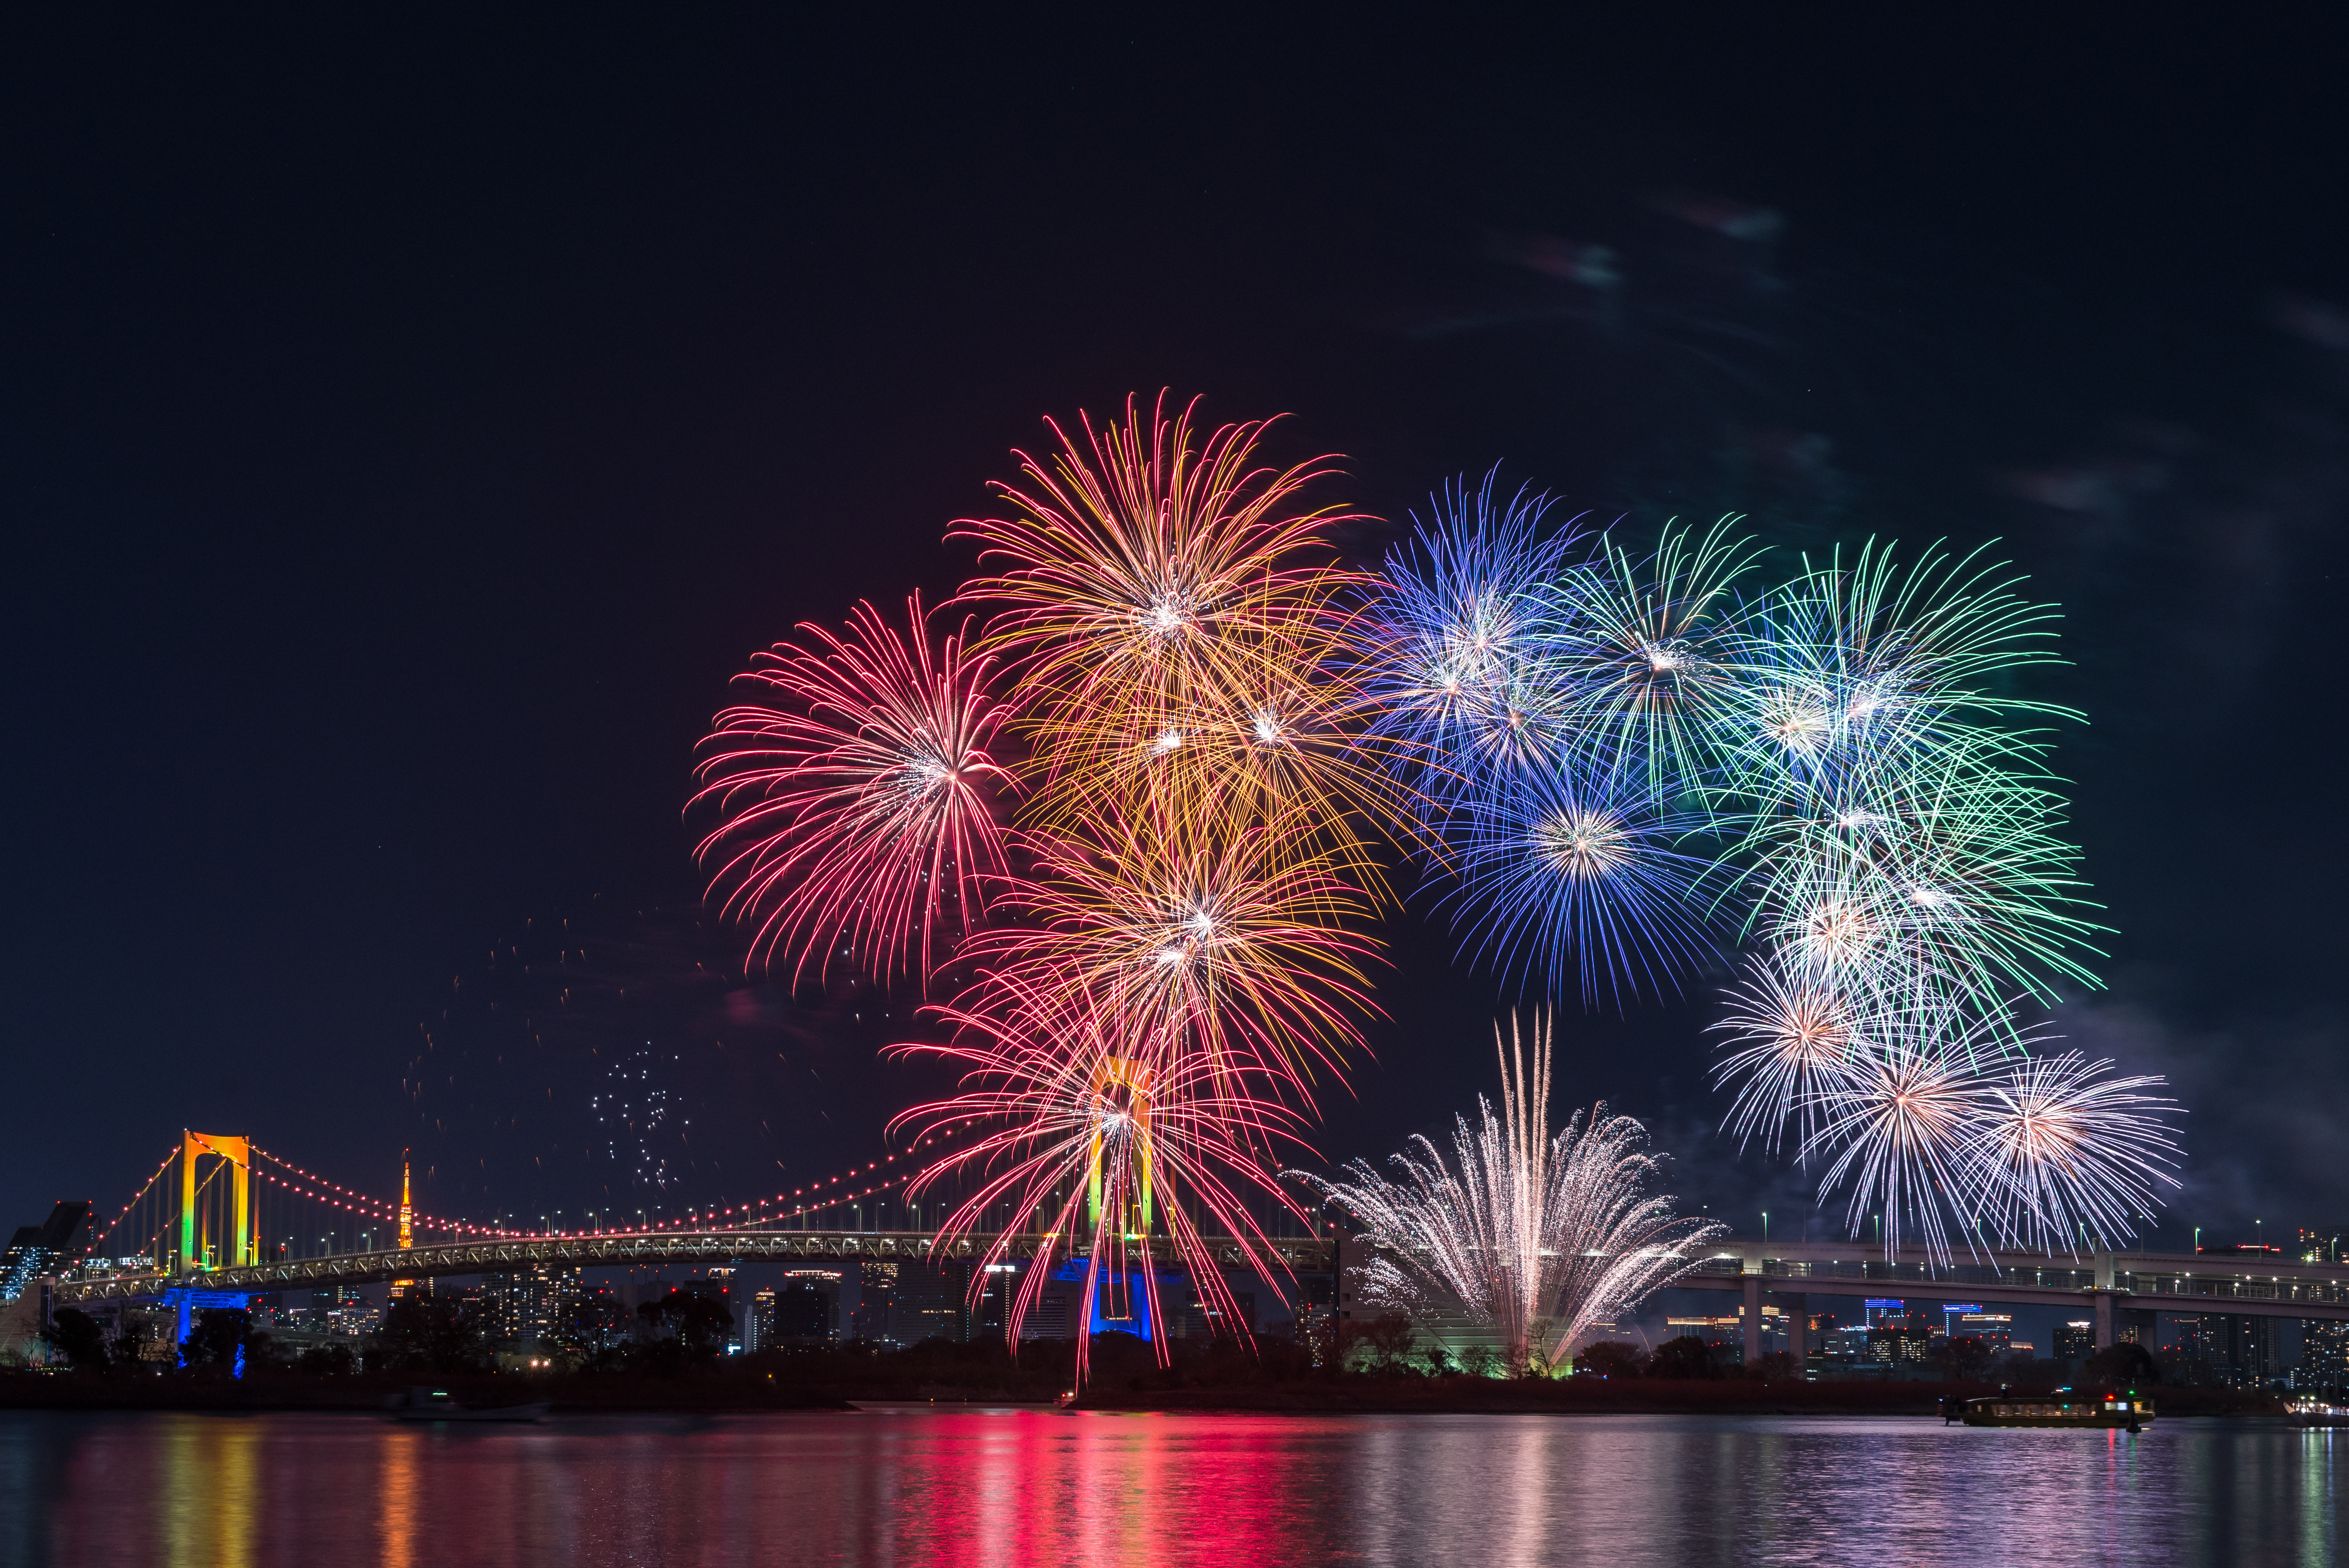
{"left": 224, "top": 1122, "right": 984, "bottom": 1245}
{"left": 75, "top": 1144, "right": 182, "bottom": 1264}
{"left": 570, "top": 1122, "right": 982, "bottom": 1237}
{"left": 251, "top": 1147, "right": 524, "bottom": 1238}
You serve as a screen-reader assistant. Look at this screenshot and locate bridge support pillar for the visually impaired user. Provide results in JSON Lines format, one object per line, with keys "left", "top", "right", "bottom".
{"left": 1743, "top": 1273, "right": 1762, "bottom": 1367}
{"left": 2093, "top": 1290, "right": 2115, "bottom": 1350}
{"left": 1772, "top": 1292, "right": 1806, "bottom": 1367}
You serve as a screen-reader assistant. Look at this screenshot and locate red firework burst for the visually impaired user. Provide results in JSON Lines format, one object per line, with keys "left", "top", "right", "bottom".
{"left": 890, "top": 966, "right": 1322, "bottom": 1385}
{"left": 690, "top": 592, "right": 1014, "bottom": 990}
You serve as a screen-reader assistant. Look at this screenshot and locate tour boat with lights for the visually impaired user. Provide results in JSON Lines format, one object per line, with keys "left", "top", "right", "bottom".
{"left": 387, "top": 1386, "right": 550, "bottom": 1422}
{"left": 1952, "top": 1390, "right": 2152, "bottom": 1430}
{"left": 2287, "top": 1399, "right": 2349, "bottom": 1428}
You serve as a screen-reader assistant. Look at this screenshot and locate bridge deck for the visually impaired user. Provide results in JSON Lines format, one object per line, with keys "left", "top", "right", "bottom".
{"left": 57, "top": 1235, "right": 2349, "bottom": 1322}
{"left": 54, "top": 1230, "right": 1335, "bottom": 1302}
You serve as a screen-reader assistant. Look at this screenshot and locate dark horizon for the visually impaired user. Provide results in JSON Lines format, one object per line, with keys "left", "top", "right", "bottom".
{"left": 5, "top": 12, "right": 2347, "bottom": 1252}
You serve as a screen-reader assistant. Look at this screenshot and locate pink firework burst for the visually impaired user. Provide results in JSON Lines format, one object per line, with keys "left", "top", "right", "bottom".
{"left": 890, "top": 966, "right": 1321, "bottom": 1386}
{"left": 691, "top": 592, "right": 1014, "bottom": 990}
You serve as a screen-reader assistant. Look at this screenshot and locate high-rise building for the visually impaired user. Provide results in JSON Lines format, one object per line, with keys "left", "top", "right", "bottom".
{"left": 774, "top": 1271, "right": 840, "bottom": 1342}
{"left": 2218, "top": 1315, "right": 2282, "bottom": 1390}
{"left": 853, "top": 1262, "right": 897, "bottom": 1342}
{"left": 1811, "top": 1323, "right": 1875, "bottom": 1375}
{"left": 2054, "top": 1320, "right": 2094, "bottom": 1362}
{"left": 680, "top": 1268, "right": 743, "bottom": 1350}
{"left": 891, "top": 1263, "right": 964, "bottom": 1344}
{"left": 743, "top": 1287, "right": 777, "bottom": 1353}
{"left": 1019, "top": 1292, "right": 1072, "bottom": 1342}
{"left": 573, "top": 1285, "right": 631, "bottom": 1351}
{"left": 2, "top": 1202, "right": 92, "bottom": 1301}
{"left": 2297, "top": 1319, "right": 2349, "bottom": 1394}
{"left": 2300, "top": 1228, "right": 2347, "bottom": 1265}
{"left": 480, "top": 1262, "right": 584, "bottom": 1351}
{"left": 1955, "top": 1313, "right": 2014, "bottom": 1356}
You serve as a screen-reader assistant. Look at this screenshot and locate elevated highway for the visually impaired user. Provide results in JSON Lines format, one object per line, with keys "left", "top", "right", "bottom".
{"left": 1673, "top": 1241, "right": 2349, "bottom": 1364}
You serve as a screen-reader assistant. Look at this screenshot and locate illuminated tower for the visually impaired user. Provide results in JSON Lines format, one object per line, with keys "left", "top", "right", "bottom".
{"left": 390, "top": 1155, "right": 417, "bottom": 1300}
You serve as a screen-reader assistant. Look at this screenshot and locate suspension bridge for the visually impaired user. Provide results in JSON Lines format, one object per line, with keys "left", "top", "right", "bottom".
{"left": 47, "top": 1128, "right": 1335, "bottom": 1318}
{"left": 39, "top": 1130, "right": 2349, "bottom": 1364}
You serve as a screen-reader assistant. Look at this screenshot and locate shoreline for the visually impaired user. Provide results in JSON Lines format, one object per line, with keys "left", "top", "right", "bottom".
{"left": 0, "top": 1372, "right": 2285, "bottom": 1419}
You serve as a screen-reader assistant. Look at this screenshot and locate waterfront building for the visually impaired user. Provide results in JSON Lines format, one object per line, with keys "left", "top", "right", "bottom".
{"left": 2295, "top": 1319, "right": 2347, "bottom": 1394}
{"left": 1808, "top": 1323, "right": 1888, "bottom": 1380}
{"left": 480, "top": 1261, "right": 584, "bottom": 1351}
{"left": 743, "top": 1287, "right": 776, "bottom": 1353}
{"left": 774, "top": 1270, "right": 840, "bottom": 1342}
{"left": 888, "top": 1262, "right": 960, "bottom": 1342}
{"left": 1955, "top": 1312, "right": 2014, "bottom": 1356}
{"left": 1018, "top": 1290, "right": 1072, "bottom": 1342}
{"left": 1664, "top": 1305, "right": 1789, "bottom": 1366}
{"left": 2218, "top": 1314, "right": 2283, "bottom": 1390}
{"left": 1865, "top": 1325, "right": 1933, "bottom": 1370}
{"left": 1, "top": 1202, "right": 91, "bottom": 1302}
{"left": 574, "top": 1285, "right": 632, "bottom": 1351}
{"left": 278, "top": 1285, "right": 375, "bottom": 1337}
{"left": 853, "top": 1262, "right": 897, "bottom": 1342}
{"left": 679, "top": 1268, "right": 744, "bottom": 1350}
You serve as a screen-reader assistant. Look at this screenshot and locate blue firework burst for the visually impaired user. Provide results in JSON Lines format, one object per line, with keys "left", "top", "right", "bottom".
{"left": 1352, "top": 468, "right": 1586, "bottom": 823}
{"left": 1444, "top": 758, "right": 1721, "bottom": 1006}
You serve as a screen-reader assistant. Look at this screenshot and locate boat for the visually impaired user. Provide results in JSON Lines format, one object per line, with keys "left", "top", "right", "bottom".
{"left": 2287, "top": 1399, "right": 2349, "bottom": 1428}
{"left": 1948, "top": 1388, "right": 2151, "bottom": 1430}
{"left": 386, "top": 1386, "right": 550, "bottom": 1423}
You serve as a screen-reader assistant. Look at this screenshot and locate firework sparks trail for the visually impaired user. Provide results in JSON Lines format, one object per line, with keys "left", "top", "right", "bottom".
{"left": 954, "top": 816, "right": 1384, "bottom": 1105}
{"left": 1445, "top": 756, "right": 1721, "bottom": 1007}
{"left": 1736, "top": 735, "right": 2105, "bottom": 1023}
{"left": 890, "top": 966, "right": 1322, "bottom": 1384}
{"left": 1708, "top": 949, "right": 1880, "bottom": 1158}
{"left": 951, "top": 392, "right": 1408, "bottom": 887}
{"left": 1551, "top": 518, "right": 1763, "bottom": 801}
{"left": 690, "top": 593, "right": 1013, "bottom": 990}
{"left": 1291, "top": 1014, "right": 1725, "bottom": 1373}
{"left": 699, "top": 403, "right": 2183, "bottom": 1370}
{"left": 1799, "top": 1023, "right": 1992, "bottom": 1263}
{"left": 1965, "top": 1051, "right": 2183, "bottom": 1254}
{"left": 1352, "top": 470, "right": 1586, "bottom": 811}
{"left": 1718, "top": 539, "right": 2076, "bottom": 798}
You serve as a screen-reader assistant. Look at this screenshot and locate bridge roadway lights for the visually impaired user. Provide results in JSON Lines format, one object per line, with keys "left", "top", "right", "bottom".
{"left": 52, "top": 1231, "right": 1341, "bottom": 1304}
{"left": 1653, "top": 1241, "right": 2349, "bottom": 1355}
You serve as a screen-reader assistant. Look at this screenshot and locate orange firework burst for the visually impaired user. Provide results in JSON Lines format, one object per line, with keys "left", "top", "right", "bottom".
{"left": 952, "top": 392, "right": 1412, "bottom": 882}
{"left": 956, "top": 813, "right": 1383, "bottom": 1102}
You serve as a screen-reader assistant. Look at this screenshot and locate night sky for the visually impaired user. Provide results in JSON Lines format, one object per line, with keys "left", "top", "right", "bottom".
{"left": 5, "top": 13, "right": 2346, "bottom": 1252}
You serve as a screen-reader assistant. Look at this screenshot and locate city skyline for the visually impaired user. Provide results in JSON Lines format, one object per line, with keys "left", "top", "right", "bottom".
{"left": 6, "top": 6, "right": 2348, "bottom": 1326}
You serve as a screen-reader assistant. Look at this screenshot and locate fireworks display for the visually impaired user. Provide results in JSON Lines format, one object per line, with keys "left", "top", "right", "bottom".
{"left": 692, "top": 393, "right": 2185, "bottom": 1377}
{"left": 1291, "top": 1015, "right": 1726, "bottom": 1373}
